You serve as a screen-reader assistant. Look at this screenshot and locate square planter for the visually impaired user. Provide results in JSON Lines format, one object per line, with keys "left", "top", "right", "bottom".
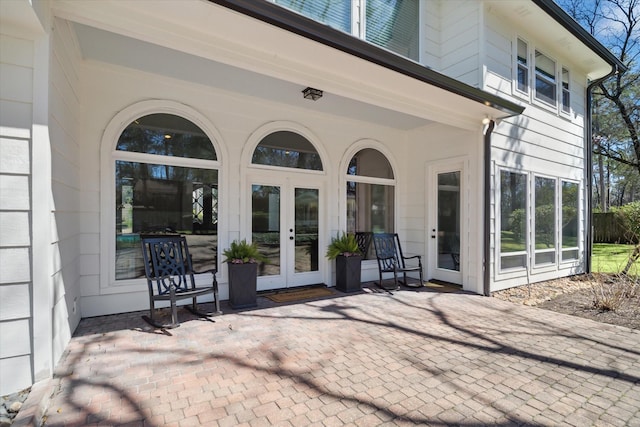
{"left": 336, "top": 254, "right": 362, "bottom": 293}
{"left": 228, "top": 263, "right": 258, "bottom": 309}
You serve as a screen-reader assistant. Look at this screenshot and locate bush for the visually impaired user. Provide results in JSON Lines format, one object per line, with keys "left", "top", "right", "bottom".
{"left": 590, "top": 273, "right": 639, "bottom": 312}
{"left": 612, "top": 202, "right": 640, "bottom": 243}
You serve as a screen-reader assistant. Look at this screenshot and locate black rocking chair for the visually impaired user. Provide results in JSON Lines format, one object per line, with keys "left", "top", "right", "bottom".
{"left": 372, "top": 233, "right": 424, "bottom": 290}
{"left": 354, "top": 232, "right": 373, "bottom": 259}
{"left": 141, "top": 235, "right": 222, "bottom": 328}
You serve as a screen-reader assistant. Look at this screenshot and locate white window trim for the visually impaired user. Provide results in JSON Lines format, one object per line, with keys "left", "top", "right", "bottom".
{"left": 559, "top": 179, "right": 582, "bottom": 265}
{"left": 496, "top": 167, "right": 529, "bottom": 277}
{"left": 513, "top": 36, "right": 573, "bottom": 118}
{"left": 99, "top": 100, "right": 227, "bottom": 293}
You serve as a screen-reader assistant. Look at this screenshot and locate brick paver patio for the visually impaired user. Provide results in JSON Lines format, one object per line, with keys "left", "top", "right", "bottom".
{"left": 26, "top": 286, "right": 640, "bottom": 426}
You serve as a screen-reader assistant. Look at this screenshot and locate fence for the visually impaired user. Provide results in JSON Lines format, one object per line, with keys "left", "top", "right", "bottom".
{"left": 593, "top": 212, "right": 636, "bottom": 243}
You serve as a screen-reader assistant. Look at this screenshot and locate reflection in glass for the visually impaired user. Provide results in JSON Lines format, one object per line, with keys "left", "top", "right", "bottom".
{"left": 562, "top": 181, "right": 579, "bottom": 260}
{"left": 275, "top": 0, "right": 351, "bottom": 33}
{"left": 437, "top": 172, "right": 460, "bottom": 271}
{"left": 500, "top": 171, "right": 527, "bottom": 270}
{"left": 252, "top": 185, "right": 281, "bottom": 276}
{"left": 115, "top": 161, "right": 218, "bottom": 280}
{"left": 347, "top": 149, "right": 394, "bottom": 179}
{"left": 534, "top": 177, "right": 556, "bottom": 265}
{"left": 346, "top": 181, "right": 394, "bottom": 259}
{"left": 252, "top": 131, "right": 323, "bottom": 171}
{"left": 366, "top": 0, "right": 419, "bottom": 61}
{"left": 117, "top": 114, "right": 216, "bottom": 160}
{"left": 295, "top": 188, "right": 319, "bottom": 273}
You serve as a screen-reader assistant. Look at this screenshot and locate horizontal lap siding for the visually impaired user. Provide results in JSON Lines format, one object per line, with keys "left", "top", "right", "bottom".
{"left": 439, "top": 1, "right": 479, "bottom": 87}
{"left": 0, "top": 33, "right": 34, "bottom": 395}
{"left": 483, "top": 8, "right": 588, "bottom": 289}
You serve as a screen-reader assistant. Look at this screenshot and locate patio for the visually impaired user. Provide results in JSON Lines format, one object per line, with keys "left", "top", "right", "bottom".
{"left": 16, "top": 285, "right": 640, "bottom": 426}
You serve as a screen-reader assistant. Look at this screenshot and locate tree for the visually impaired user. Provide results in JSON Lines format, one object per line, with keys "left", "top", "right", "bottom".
{"left": 559, "top": 0, "right": 639, "bottom": 211}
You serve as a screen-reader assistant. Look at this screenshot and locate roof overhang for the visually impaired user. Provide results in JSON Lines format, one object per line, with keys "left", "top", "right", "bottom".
{"left": 210, "top": 0, "right": 524, "bottom": 120}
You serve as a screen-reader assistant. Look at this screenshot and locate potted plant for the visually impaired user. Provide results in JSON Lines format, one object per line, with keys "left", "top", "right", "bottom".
{"left": 326, "top": 232, "right": 362, "bottom": 293}
{"left": 223, "top": 239, "right": 265, "bottom": 309}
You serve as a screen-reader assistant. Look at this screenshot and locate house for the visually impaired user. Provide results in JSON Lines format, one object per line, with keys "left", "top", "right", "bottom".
{"left": 0, "top": 0, "right": 623, "bottom": 396}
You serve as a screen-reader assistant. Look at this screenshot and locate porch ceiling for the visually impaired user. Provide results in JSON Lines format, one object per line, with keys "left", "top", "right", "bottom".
{"left": 73, "top": 23, "right": 431, "bottom": 131}
{"left": 55, "top": 0, "right": 514, "bottom": 131}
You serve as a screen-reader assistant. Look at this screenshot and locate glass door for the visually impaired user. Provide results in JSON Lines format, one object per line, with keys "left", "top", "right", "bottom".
{"left": 251, "top": 177, "right": 322, "bottom": 291}
{"left": 429, "top": 163, "right": 463, "bottom": 284}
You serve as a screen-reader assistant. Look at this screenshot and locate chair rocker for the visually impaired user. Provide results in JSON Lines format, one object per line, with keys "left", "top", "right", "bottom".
{"left": 141, "top": 235, "right": 221, "bottom": 328}
{"left": 354, "top": 232, "right": 373, "bottom": 258}
{"left": 372, "top": 233, "right": 424, "bottom": 290}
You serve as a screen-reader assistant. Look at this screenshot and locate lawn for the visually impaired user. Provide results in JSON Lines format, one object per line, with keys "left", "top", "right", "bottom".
{"left": 592, "top": 243, "right": 639, "bottom": 275}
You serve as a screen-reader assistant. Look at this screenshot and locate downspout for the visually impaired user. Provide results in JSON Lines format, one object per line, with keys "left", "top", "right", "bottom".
{"left": 585, "top": 64, "right": 619, "bottom": 273}
{"left": 483, "top": 120, "right": 496, "bottom": 296}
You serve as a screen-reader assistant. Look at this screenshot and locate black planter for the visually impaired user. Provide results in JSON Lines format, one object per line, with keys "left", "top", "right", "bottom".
{"left": 335, "top": 254, "right": 362, "bottom": 293}
{"left": 228, "top": 263, "right": 258, "bottom": 309}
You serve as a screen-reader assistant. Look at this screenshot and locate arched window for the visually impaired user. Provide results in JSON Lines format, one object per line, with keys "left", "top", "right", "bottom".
{"left": 346, "top": 148, "right": 395, "bottom": 258}
{"left": 252, "top": 131, "right": 323, "bottom": 171}
{"left": 114, "top": 113, "right": 219, "bottom": 280}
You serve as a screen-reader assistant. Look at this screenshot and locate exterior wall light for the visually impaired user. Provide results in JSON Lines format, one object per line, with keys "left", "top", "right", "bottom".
{"left": 302, "top": 87, "right": 323, "bottom": 101}
{"left": 482, "top": 117, "right": 491, "bottom": 125}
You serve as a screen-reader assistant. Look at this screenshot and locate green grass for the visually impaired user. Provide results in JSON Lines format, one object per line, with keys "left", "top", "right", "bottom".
{"left": 592, "top": 243, "right": 639, "bottom": 275}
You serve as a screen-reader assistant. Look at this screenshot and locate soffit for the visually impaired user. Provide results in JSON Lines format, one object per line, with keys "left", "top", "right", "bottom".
{"left": 55, "top": 0, "right": 513, "bottom": 130}
{"left": 485, "top": 0, "right": 613, "bottom": 79}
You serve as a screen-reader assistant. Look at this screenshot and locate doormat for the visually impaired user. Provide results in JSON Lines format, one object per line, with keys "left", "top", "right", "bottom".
{"left": 424, "top": 281, "right": 461, "bottom": 293}
{"left": 265, "top": 287, "right": 335, "bottom": 303}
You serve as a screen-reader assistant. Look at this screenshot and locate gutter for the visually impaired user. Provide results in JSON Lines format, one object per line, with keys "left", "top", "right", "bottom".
{"left": 209, "top": 0, "right": 524, "bottom": 117}
{"left": 483, "top": 120, "right": 496, "bottom": 296}
{"left": 585, "top": 64, "right": 620, "bottom": 273}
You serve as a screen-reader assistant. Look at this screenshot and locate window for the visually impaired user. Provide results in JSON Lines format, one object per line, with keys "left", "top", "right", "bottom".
{"left": 516, "top": 38, "right": 529, "bottom": 93}
{"left": 535, "top": 50, "right": 556, "bottom": 106}
{"left": 274, "top": 0, "right": 419, "bottom": 62}
{"left": 114, "top": 114, "right": 219, "bottom": 280}
{"left": 346, "top": 148, "right": 395, "bottom": 259}
{"left": 252, "top": 131, "right": 323, "bottom": 171}
{"left": 499, "top": 170, "right": 527, "bottom": 270}
{"left": 365, "top": 0, "right": 419, "bottom": 60}
{"left": 562, "top": 67, "right": 571, "bottom": 113}
{"left": 534, "top": 177, "right": 556, "bottom": 266}
{"left": 561, "top": 181, "right": 579, "bottom": 261}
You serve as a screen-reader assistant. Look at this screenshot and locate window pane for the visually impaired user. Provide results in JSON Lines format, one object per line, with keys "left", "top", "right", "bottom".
{"left": 347, "top": 181, "right": 394, "bottom": 236}
{"left": 535, "top": 51, "right": 556, "bottom": 105}
{"left": 366, "top": 0, "right": 419, "bottom": 60}
{"left": 275, "top": 0, "right": 351, "bottom": 33}
{"left": 115, "top": 161, "right": 218, "bottom": 279}
{"left": 517, "top": 38, "right": 528, "bottom": 92}
{"left": 535, "top": 251, "right": 555, "bottom": 265}
{"left": 117, "top": 114, "right": 217, "bottom": 160}
{"left": 500, "top": 171, "right": 527, "bottom": 253}
{"left": 534, "top": 176, "right": 556, "bottom": 251}
{"left": 438, "top": 172, "right": 460, "bottom": 271}
{"left": 347, "top": 148, "right": 394, "bottom": 178}
{"left": 252, "top": 131, "right": 323, "bottom": 171}
{"left": 501, "top": 254, "right": 527, "bottom": 270}
{"left": 252, "top": 185, "right": 281, "bottom": 276}
{"left": 562, "top": 68, "right": 570, "bottom": 113}
{"left": 295, "top": 188, "right": 319, "bottom": 272}
{"left": 562, "top": 181, "right": 579, "bottom": 250}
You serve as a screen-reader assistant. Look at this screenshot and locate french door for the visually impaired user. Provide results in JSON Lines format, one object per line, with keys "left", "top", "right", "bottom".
{"left": 249, "top": 176, "right": 323, "bottom": 291}
{"left": 428, "top": 162, "right": 464, "bottom": 285}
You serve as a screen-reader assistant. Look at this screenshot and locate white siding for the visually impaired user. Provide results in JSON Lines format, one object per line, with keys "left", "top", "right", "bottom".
{"left": 0, "top": 31, "right": 34, "bottom": 395}
{"left": 439, "top": 1, "right": 480, "bottom": 87}
{"left": 49, "top": 17, "right": 82, "bottom": 360}
{"left": 483, "top": 5, "right": 590, "bottom": 290}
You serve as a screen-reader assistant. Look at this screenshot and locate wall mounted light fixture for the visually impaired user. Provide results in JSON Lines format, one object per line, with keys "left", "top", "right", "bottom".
{"left": 302, "top": 87, "right": 323, "bottom": 101}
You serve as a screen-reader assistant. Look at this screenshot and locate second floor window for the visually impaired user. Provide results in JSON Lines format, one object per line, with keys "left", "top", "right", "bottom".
{"left": 562, "top": 67, "right": 571, "bottom": 113}
{"left": 517, "top": 38, "right": 529, "bottom": 93}
{"left": 535, "top": 50, "right": 556, "bottom": 106}
{"left": 274, "top": 0, "right": 419, "bottom": 61}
